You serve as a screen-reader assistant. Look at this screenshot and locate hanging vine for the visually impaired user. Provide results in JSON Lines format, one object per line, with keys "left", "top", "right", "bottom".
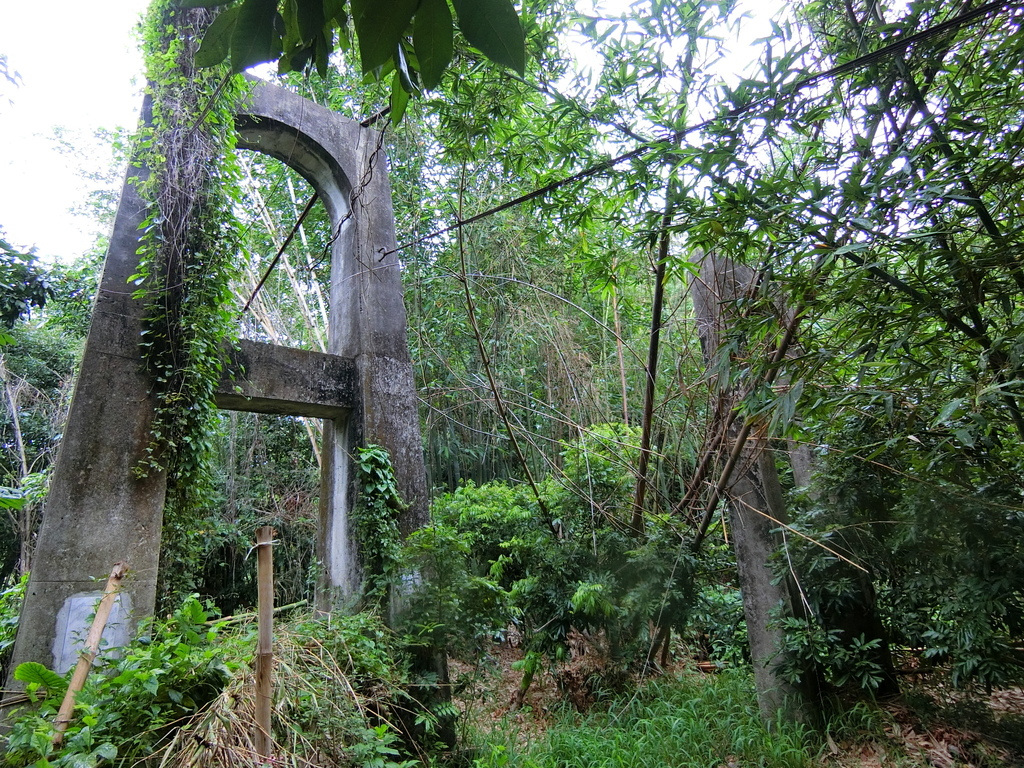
{"left": 132, "top": 0, "right": 246, "bottom": 497}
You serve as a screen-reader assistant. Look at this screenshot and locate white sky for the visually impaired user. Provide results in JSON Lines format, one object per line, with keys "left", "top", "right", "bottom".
{"left": 0, "top": 0, "right": 150, "bottom": 262}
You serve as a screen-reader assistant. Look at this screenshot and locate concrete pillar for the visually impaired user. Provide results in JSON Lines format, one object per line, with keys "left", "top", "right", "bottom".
{"left": 692, "top": 254, "right": 820, "bottom": 726}
{"left": 235, "top": 82, "right": 428, "bottom": 607}
{"left": 4, "top": 81, "right": 428, "bottom": 695}
{"left": 5, "top": 97, "right": 168, "bottom": 680}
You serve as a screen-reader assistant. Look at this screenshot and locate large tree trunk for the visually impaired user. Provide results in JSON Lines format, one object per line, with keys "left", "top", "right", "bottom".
{"left": 727, "top": 429, "right": 818, "bottom": 722}
{"left": 691, "top": 253, "right": 820, "bottom": 726}
{"left": 787, "top": 442, "right": 901, "bottom": 699}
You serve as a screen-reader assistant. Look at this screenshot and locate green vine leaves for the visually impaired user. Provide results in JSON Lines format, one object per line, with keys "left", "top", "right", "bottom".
{"left": 178, "top": 0, "right": 526, "bottom": 121}
{"left": 132, "top": 1, "right": 246, "bottom": 495}
{"left": 353, "top": 445, "right": 407, "bottom": 604}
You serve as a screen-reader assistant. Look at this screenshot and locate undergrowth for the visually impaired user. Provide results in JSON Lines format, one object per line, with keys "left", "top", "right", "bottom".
{"left": 1, "top": 597, "right": 430, "bottom": 768}
{"left": 469, "top": 670, "right": 814, "bottom": 768}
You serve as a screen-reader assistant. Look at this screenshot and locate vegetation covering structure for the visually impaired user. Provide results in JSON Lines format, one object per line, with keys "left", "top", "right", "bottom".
{"left": 2, "top": 0, "right": 1024, "bottom": 762}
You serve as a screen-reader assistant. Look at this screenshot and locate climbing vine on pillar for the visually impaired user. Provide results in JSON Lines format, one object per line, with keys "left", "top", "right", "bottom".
{"left": 132, "top": 0, "right": 246, "bottom": 496}
{"left": 353, "top": 445, "right": 406, "bottom": 604}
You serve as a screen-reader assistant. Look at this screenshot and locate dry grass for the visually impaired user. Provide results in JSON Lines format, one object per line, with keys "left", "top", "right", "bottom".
{"left": 153, "top": 616, "right": 414, "bottom": 768}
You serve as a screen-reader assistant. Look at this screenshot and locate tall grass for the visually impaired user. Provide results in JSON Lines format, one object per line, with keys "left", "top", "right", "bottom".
{"left": 473, "top": 671, "right": 813, "bottom": 768}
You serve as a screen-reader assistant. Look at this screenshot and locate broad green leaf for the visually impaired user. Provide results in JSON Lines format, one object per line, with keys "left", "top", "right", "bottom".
{"left": 66, "top": 755, "right": 94, "bottom": 768}
{"left": 230, "top": 0, "right": 283, "bottom": 73}
{"left": 314, "top": 31, "right": 331, "bottom": 77}
{"left": 94, "top": 744, "right": 118, "bottom": 762}
{"left": 452, "top": 0, "right": 525, "bottom": 74}
{"left": 0, "top": 487, "right": 25, "bottom": 510}
{"left": 413, "top": 0, "right": 453, "bottom": 90}
{"left": 195, "top": 5, "right": 239, "bottom": 68}
{"left": 351, "top": 0, "right": 418, "bottom": 73}
{"left": 30, "top": 733, "right": 53, "bottom": 761}
{"left": 323, "top": 0, "right": 346, "bottom": 25}
{"left": 278, "top": 0, "right": 306, "bottom": 72}
{"left": 953, "top": 428, "right": 975, "bottom": 447}
{"left": 281, "top": 0, "right": 301, "bottom": 46}
{"left": 15, "top": 661, "right": 67, "bottom": 693}
{"left": 278, "top": 43, "right": 311, "bottom": 74}
{"left": 295, "top": 0, "right": 325, "bottom": 43}
{"left": 394, "top": 42, "right": 416, "bottom": 93}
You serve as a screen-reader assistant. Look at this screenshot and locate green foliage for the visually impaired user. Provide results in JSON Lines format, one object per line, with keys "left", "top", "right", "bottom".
{"left": 775, "top": 617, "right": 888, "bottom": 692}
{"left": 557, "top": 422, "right": 641, "bottom": 525}
{"left": 0, "top": 574, "right": 26, "bottom": 674}
{"left": 14, "top": 662, "right": 68, "bottom": 701}
{"left": 42, "top": 252, "right": 102, "bottom": 338}
{"left": 0, "top": 487, "right": 26, "bottom": 512}
{"left": 889, "top": 484, "right": 1024, "bottom": 688}
{"left": 1, "top": 598, "right": 435, "bottom": 768}
{"left": 781, "top": 410, "right": 1024, "bottom": 691}
{"left": 1, "top": 321, "right": 77, "bottom": 584}
{"left": 450, "top": 0, "right": 525, "bottom": 74}
{"left": 471, "top": 671, "right": 813, "bottom": 768}
{"left": 155, "top": 412, "right": 321, "bottom": 614}
{"left": 412, "top": 426, "right": 697, "bottom": 696}
{"left": 400, "top": 520, "right": 513, "bottom": 658}
{"left": 354, "top": 445, "right": 407, "bottom": 604}
{"left": 132, "top": 1, "right": 245, "bottom": 499}
{"left": 0, "top": 235, "right": 50, "bottom": 329}
{"left": 2, "top": 596, "right": 233, "bottom": 768}
{"left": 266, "top": 611, "right": 428, "bottom": 768}
{"left": 13, "top": 0, "right": 1024, "bottom": 745}
{"left": 687, "top": 583, "right": 749, "bottom": 668}
{"left": 189, "top": 0, "right": 525, "bottom": 117}
{"left": 638, "top": 0, "right": 1024, "bottom": 700}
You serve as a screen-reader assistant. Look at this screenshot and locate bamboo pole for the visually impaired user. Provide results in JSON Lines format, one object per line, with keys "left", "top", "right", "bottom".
{"left": 52, "top": 562, "right": 128, "bottom": 746}
{"left": 254, "top": 526, "right": 274, "bottom": 759}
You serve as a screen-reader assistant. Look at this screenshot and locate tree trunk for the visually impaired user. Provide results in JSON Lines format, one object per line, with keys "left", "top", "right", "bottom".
{"left": 691, "top": 252, "right": 820, "bottom": 727}
{"left": 726, "top": 428, "right": 819, "bottom": 723}
{"left": 632, "top": 200, "right": 673, "bottom": 532}
{"left": 787, "top": 440, "right": 900, "bottom": 698}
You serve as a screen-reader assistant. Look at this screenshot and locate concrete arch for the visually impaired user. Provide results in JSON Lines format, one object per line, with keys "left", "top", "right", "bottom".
{"left": 4, "top": 81, "right": 426, "bottom": 684}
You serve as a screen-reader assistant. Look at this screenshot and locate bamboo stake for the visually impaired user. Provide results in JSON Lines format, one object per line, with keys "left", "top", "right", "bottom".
{"left": 254, "top": 526, "right": 275, "bottom": 759}
{"left": 52, "top": 562, "right": 128, "bottom": 746}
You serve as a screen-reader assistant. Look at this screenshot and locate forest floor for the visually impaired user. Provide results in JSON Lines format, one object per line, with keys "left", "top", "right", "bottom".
{"left": 448, "top": 641, "right": 1024, "bottom": 768}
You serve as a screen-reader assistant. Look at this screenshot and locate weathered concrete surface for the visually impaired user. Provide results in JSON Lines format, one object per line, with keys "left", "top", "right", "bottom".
{"left": 215, "top": 339, "right": 357, "bottom": 418}
{"left": 237, "top": 81, "right": 428, "bottom": 602}
{"left": 4, "top": 81, "right": 428, "bottom": 701}
{"left": 4, "top": 97, "right": 167, "bottom": 689}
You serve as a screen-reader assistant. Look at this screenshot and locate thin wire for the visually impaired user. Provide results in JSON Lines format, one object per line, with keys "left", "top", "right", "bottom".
{"left": 240, "top": 192, "right": 320, "bottom": 314}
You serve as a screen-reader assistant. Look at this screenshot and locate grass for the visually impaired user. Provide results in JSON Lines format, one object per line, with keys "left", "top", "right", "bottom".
{"left": 469, "top": 670, "right": 814, "bottom": 768}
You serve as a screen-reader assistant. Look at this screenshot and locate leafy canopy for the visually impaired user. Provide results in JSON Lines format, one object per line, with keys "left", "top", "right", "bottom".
{"left": 0, "top": 236, "right": 50, "bottom": 331}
